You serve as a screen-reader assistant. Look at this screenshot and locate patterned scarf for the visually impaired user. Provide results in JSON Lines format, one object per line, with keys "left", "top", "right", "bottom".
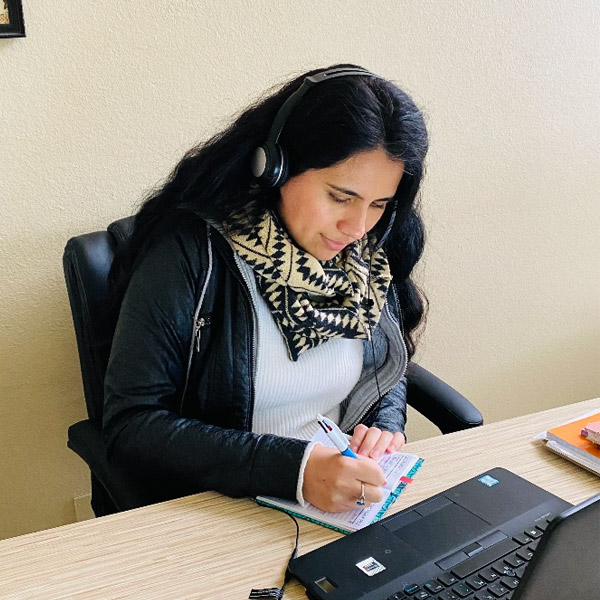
{"left": 225, "top": 209, "right": 392, "bottom": 361}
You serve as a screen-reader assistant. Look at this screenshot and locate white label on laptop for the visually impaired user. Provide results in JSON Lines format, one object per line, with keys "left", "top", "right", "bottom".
{"left": 356, "top": 557, "right": 386, "bottom": 576}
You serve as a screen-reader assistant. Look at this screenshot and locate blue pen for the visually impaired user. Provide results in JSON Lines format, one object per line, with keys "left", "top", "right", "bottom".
{"left": 316, "top": 414, "right": 358, "bottom": 459}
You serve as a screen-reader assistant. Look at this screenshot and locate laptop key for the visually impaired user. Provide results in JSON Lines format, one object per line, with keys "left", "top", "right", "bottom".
{"left": 512, "top": 533, "right": 532, "bottom": 545}
{"left": 424, "top": 580, "right": 444, "bottom": 593}
{"left": 452, "top": 582, "right": 472, "bottom": 598}
{"left": 474, "top": 592, "right": 496, "bottom": 600}
{"left": 466, "top": 574, "right": 486, "bottom": 589}
{"left": 535, "top": 519, "right": 550, "bottom": 531}
{"left": 403, "top": 584, "right": 421, "bottom": 594}
{"left": 437, "top": 591, "right": 460, "bottom": 600}
{"left": 523, "top": 528, "right": 542, "bottom": 539}
{"left": 479, "top": 568, "right": 499, "bottom": 582}
{"left": 487, "top": 582, "right": 510, "bottom": 597}
{"left": 491, "top": 560, "right": 516, "bottom": 577}
{"left": 424, "top": 580, "right": 444, "bottom": 594}
{"left": 500, "top": 577, "right": 519, "bottom": 590}
{"left": 515, "top": 548, "right": 533, "bottom": 561}
{"left": 414, "top": 591, "right": 430, "bottom": 599}
{"left": 504, "top": 553, "right": 524, "bottom": 568}
{"left": 438, "top": 573, "right": 458, "bottom": 586}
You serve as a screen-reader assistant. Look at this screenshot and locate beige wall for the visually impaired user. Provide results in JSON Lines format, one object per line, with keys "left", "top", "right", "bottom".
{"left": 1, "top": 1, "right": 598, "bottom": 540}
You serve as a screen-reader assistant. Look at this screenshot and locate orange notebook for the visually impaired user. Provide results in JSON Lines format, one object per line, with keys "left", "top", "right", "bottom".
{"left": 546, "top": 413, "right": 600, "bottom": 476}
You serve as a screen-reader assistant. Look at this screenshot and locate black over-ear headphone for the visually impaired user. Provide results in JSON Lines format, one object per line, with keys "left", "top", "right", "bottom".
{"left": 251, "top": 66, "right": 376, "bottom": 188}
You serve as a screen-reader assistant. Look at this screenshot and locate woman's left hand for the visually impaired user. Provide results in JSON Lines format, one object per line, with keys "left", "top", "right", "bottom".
{"left": 349, "top": 425, "right": 405, "bottom": 459}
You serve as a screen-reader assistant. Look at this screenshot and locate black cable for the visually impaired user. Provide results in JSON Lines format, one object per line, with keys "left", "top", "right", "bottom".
{"left": 366, "top": 244, "right": 383, "bottom": 409}
{"left": 248, "top": 510, "right": 300, "bottom": 599}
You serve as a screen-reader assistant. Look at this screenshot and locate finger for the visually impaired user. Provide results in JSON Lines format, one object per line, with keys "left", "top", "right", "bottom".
{"left": 351, "top": 456, "right": 387, "bottom": 487}
{"left": 349, "top": 424, "right": 369, "bottom": 453}
{"left": 355, "top": 427, "right": 382, "bottom": 456}
{"left": 364, "top": 482, "right": 383, "bottom": 504}
{"left": 353, "top": 481, "right": 384, "bottom": 507}
{"left": 385, "top": 431, "right": 407, "bottom": 453}
{"left": 369, "top": 430, "right": 394, "bottom": 459}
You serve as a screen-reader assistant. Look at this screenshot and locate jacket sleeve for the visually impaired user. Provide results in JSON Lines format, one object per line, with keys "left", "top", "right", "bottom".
{"left": 102, "top": 227, "right": 308, "bottom": 502}
{"left": 367, "top": 376, "right": 408, "bottom": 434}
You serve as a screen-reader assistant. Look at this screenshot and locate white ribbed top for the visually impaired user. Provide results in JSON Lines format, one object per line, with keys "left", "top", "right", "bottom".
{"left": 238, "top": 260, "right": 364, "bottom": 441}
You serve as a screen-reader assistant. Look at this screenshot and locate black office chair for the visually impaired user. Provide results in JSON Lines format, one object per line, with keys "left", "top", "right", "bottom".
{"left": 63, "top": 217, "right": 483, "bottom": 517}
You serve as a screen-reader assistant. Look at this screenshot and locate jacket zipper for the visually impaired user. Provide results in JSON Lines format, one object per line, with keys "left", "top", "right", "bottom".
{"left": 193, "top": 316, "right": 211, "bottom": 351}
{"left": 231, "top": 253, "right": 258, "bottom": 431}
{"left": 180, "top": 224, "right": 214, "bottom": 412}
{"left": 183, "top": 223, "right": 257, "bottom": 429}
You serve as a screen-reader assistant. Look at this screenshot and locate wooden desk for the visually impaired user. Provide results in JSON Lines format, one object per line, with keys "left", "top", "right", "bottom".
{"left": 2, "top": 399, "right": 599, "bottom": 599}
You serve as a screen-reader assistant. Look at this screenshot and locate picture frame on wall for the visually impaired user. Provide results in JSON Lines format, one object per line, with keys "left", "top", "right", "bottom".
{"left": 0, "top": 0, "right": 25, "bottom": 38}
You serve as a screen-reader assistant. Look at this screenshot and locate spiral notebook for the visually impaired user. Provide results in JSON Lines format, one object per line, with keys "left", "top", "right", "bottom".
{"left": 256, "top": 428, "right": 423, "bottom": 534}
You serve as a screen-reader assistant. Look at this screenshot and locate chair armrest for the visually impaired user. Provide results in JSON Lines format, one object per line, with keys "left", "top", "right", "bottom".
{"left": 405, "top": 363, "right": 483, "bottom": 434}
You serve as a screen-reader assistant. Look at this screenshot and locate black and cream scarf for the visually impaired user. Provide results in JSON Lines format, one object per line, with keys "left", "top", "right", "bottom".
{"left": 225, "top": 209, "right": 392, "bottom": 361}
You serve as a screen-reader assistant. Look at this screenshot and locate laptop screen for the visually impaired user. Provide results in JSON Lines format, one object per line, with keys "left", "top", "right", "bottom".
{"left": 515, "top": 492, "right": 600, "bottom": 600}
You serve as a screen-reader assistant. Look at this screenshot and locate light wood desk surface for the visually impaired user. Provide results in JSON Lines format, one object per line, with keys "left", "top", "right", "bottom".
{"left": 2, "top": 399, "right": 599, "bottom": 599}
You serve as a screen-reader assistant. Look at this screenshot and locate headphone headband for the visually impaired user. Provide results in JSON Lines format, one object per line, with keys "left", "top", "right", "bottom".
{"left": 266, "top": 67, "right": 376, "bottom": 145}
{"left": 251, "top": 67, "right": 378, "bottom": 187}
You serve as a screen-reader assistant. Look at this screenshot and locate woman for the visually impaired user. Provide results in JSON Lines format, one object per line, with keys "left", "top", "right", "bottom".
{"left": 103, "top": 64, "right": 428, "bottom": 514}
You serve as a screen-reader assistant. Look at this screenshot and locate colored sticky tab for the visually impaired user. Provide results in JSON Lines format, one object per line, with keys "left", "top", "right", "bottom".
{"left": 400, "top": 476, "right": 413, "bottom": 483}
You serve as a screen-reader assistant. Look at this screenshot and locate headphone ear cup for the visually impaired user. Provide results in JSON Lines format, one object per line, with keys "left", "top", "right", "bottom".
{"left": 253, "top": 141, "right": 286, "bottom": 188}
{"left": 276, "top": 145, "right": 289, "bottom": 187}
{"left": 251, "top": 145, "right": 269, "bottom": 180}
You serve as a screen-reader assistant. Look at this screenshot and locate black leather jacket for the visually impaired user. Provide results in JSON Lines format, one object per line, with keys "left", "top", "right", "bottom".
{"left": 103, "top": 220, "right": 407, "bottom": 503}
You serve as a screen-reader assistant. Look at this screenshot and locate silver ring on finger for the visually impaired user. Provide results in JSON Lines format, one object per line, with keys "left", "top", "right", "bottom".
{"left": 356, "top": 482, "right": 366, "bottom": 506}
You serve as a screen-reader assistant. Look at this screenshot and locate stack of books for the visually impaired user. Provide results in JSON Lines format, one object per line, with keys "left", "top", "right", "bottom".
{"left": 541, "top": 411, "right": 600, "bottom": 476}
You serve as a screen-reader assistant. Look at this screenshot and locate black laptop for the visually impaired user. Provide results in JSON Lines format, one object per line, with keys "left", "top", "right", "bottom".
{"left": 289, "top": 467, "right": 600, "bottom": 600}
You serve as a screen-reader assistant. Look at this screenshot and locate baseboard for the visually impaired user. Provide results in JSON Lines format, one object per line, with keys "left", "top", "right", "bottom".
{"left": 73, "top": 494, "right": 94, "bottom": 522}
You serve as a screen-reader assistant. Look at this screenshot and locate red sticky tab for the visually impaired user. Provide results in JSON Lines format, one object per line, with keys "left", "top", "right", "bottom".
{"left": 400, "top": 476, "right": 413, "bottom": 483}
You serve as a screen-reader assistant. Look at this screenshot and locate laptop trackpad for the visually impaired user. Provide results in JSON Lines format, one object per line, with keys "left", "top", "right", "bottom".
{"left": 387, "top": 503, "right": 491, "bottom": 559}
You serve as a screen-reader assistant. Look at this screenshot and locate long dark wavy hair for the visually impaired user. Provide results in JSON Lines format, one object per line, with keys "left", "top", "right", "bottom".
{"left": 112, "top": 63, "right": 429, "bottom": 357}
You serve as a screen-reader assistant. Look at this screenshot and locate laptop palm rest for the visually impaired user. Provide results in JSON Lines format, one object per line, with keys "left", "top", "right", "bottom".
{"left": 383, "top": 498, "right": 491, "bottom": 559}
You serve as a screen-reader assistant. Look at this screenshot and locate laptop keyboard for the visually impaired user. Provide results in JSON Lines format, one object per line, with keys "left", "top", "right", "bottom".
{"left": 383, "top": 517, "right": 552, "bottom": 600}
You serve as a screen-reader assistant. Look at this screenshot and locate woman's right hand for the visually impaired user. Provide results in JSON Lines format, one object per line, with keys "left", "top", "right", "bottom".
{"left": 302, "top": 444, "right": 387, "bottom": 513}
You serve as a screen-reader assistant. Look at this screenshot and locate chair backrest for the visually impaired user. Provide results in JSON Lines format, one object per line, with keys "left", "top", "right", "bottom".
{"left": 63, "top": 217, "right": 134, "bottom": 422}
